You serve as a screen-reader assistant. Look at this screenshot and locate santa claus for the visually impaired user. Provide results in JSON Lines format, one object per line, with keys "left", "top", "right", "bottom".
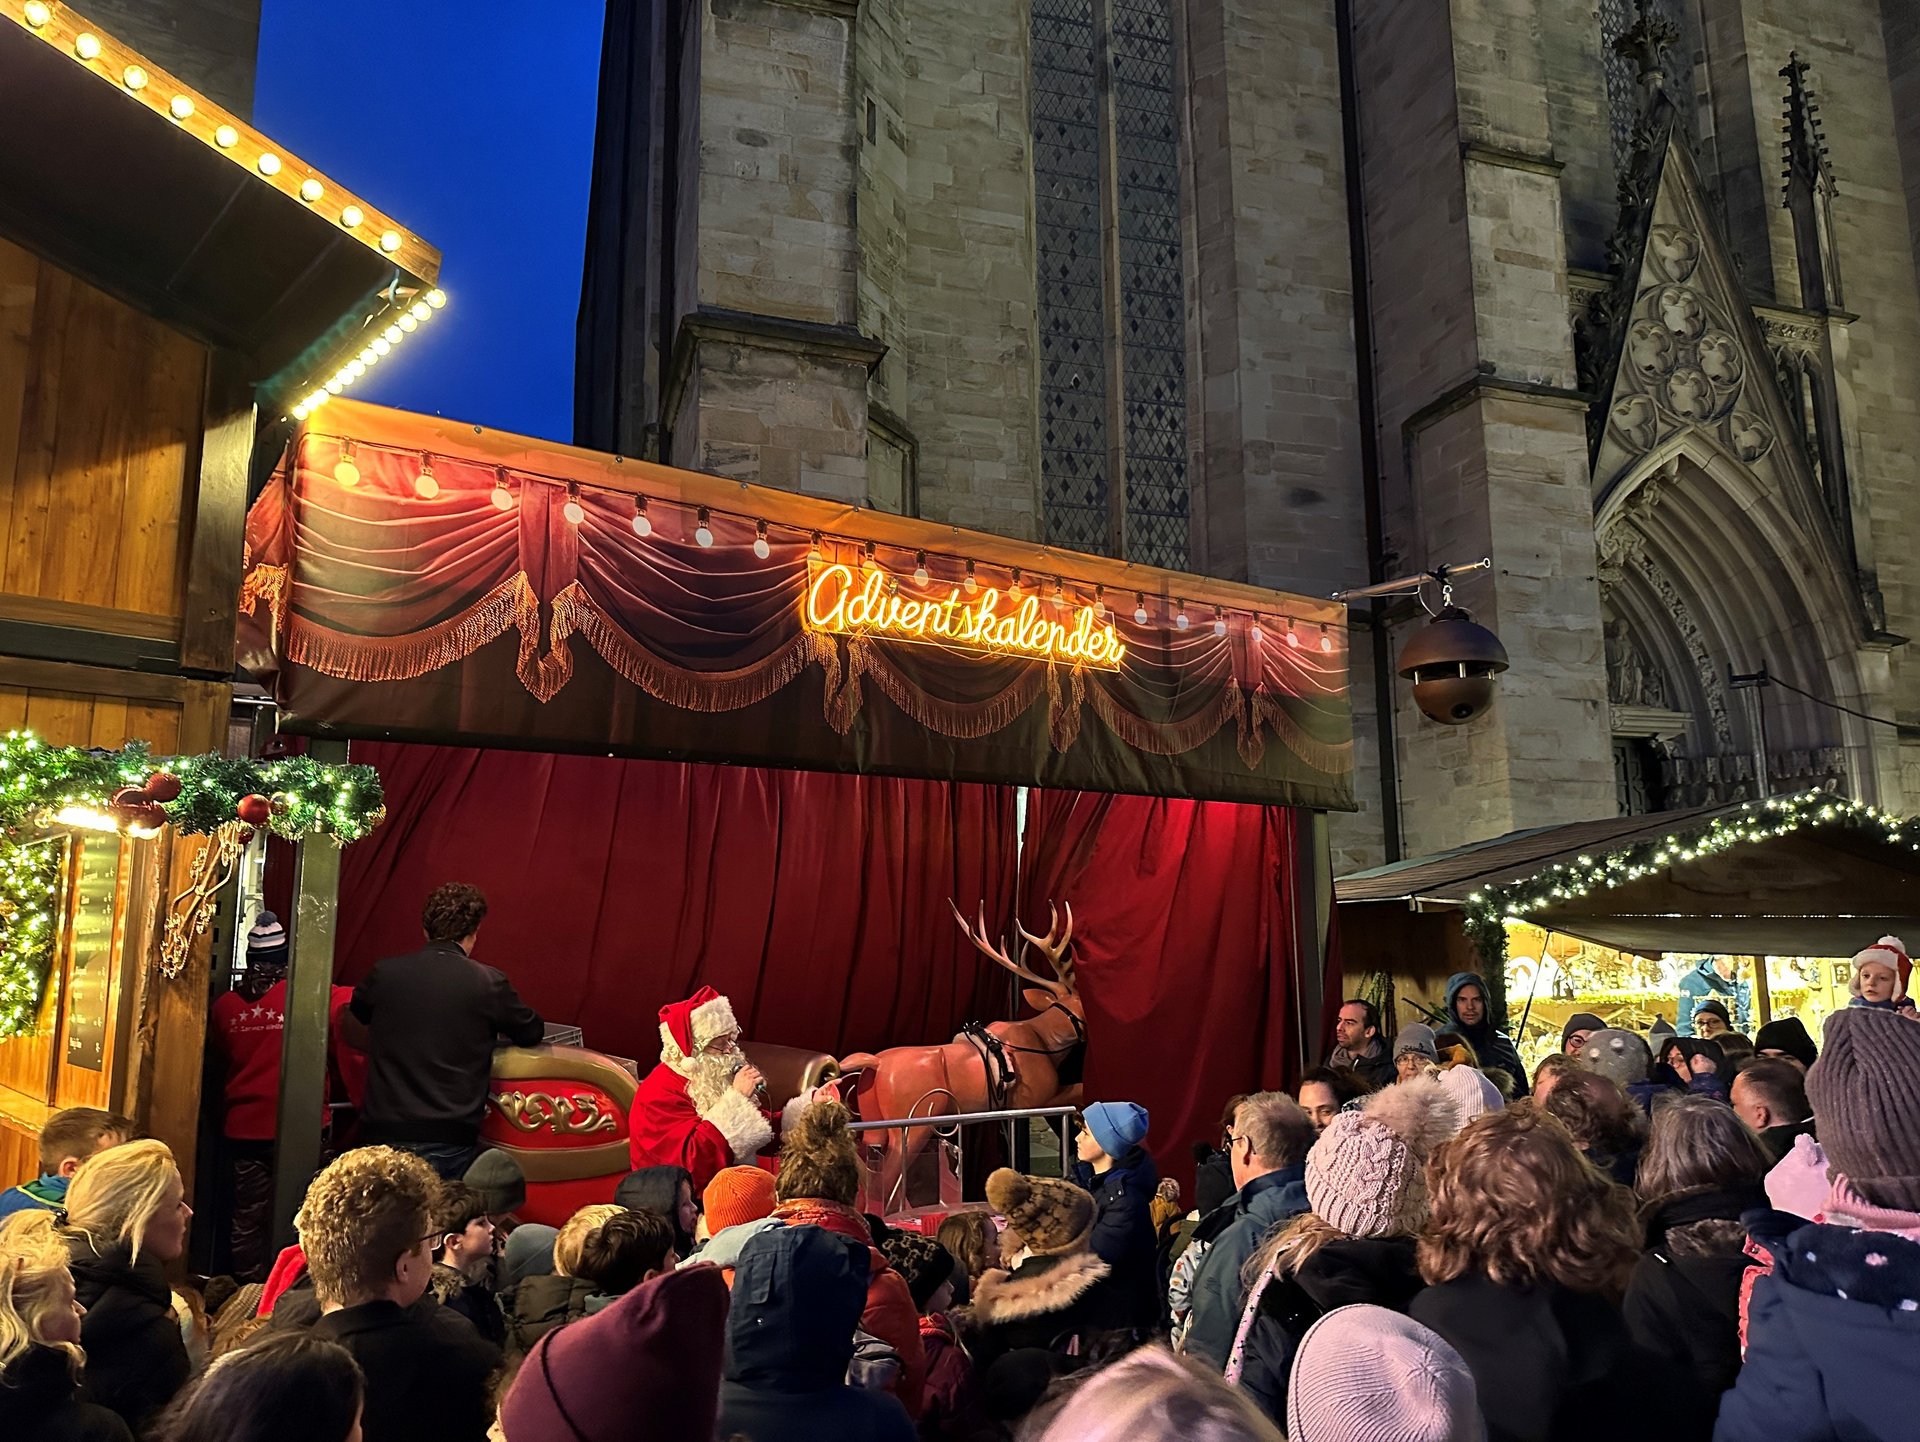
{"left": 626, "top": 986, "right": 818, "bottom": 1192}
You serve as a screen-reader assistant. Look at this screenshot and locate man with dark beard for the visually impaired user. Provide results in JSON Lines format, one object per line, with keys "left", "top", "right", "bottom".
{"left": 626, "top": 987, "right": 820, "bottom": 1193}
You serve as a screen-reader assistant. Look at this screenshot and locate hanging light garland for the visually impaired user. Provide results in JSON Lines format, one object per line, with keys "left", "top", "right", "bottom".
{"left": 1459, "top": 789, "right": 1911, "bottom": 991}
{"left": 0, "top": 732, "right": 386, "bottom": 1040}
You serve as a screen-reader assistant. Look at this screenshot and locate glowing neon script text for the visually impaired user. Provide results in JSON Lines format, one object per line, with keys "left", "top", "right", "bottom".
{"left": 805, "top": 564, "right": 1127, "bottom": 668}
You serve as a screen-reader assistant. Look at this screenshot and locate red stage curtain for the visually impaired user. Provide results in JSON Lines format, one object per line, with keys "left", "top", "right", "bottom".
{"left": 333, "top": 744, "right": 1014, "bottom": 1063}
{"left": 1017, "top": 790, "right": 1328, "bottom": 1191}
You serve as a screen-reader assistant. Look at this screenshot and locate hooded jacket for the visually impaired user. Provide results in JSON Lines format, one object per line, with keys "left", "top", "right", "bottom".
{"left": 1181, "top": 1164, "right": 1309, "bottom": 1368}
{"left": 1442, "top": 972, "right": 1525, "bottom": 1086}
{"left": 0, "top": 1345, "right": 132, "bottom": 1442}
{"left": 1677, "top": 958, "right": 1750, "bottom": 1036}
{"left": 771, "top": 1197, "right": 927, "bottom": 1416}
{"left": 1622, "top": 1182, "right": 1766, "bottom": 1396}
{"left": 501, "top": 1271, "right": 597, "bottom": 1362}
{"left": 1069, "top": 1145, "right": 1161, "bottom": 1328}
{"left": 717, "top": 1226, "right": 916, "bottom": 1442}
{"left": 65, "top": 1235, "right": 191, "bottom": 1434}
{"left": 1714, "top": 1215, "right": 1920, "bottom": 1442}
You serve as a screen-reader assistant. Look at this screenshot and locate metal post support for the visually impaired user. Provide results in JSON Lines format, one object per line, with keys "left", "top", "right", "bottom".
{"left": 1292, "top": 811, "right": 1334, "bottom": 1071}
{"left": 271, "top": 739, "right": 347, "bottom": 1245}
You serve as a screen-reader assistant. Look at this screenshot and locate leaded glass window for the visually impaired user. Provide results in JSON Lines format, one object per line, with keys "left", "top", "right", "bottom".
{"left": 1031, "top": 0, "right": 1190, "bottom": 570}
{"left": 1602, "top": 0, "right": 1699, "bottom": 171}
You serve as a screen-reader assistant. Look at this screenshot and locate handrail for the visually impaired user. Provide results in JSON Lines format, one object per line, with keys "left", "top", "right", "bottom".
{"left": 847, "top": 1104, "right": 1077, "bottom": 1133}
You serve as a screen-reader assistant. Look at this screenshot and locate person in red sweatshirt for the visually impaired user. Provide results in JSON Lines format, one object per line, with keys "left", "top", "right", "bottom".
{"left": 209, "top": 912, "right": 354, "bottom": 1280}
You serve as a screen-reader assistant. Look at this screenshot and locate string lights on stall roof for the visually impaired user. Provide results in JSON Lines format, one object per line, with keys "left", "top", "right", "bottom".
{"left": 1175, "top": 600, "right": 1190, "bottom": 631}
{"left": 964, "top": 560, "right": 978, "bottom": 595}
{"left": 563, "top": 484, "right": 585, "bottom": 525}
{"left": 333, "top": 440, "right": 359, "bottom": 488}
{"left": 1320, "top": 623, "right": 1335, "bottom": 653}
{"left": 755, "top": 522, "right": 773, "bottom": 561}
{"left": 491, "top": 468, "right": 513, "bottom": 511}
{"left": 292, "top": 289, "right": 446, "bottom": 421}
{"left": 694, "top": 508, "right": 714, "bottom": 548}
{"left": 1134, "top": 593, "right": 1149, "bottom": 625}
{"left": 1212, "top": 606, "right": 1228, "bottom": 638}
{"left": 633, "top": 497, "right": 653, "bottom": 537}
{"left": 912, "top": 551, "right": 929, "bottom": 585}
{"left": 413, "top": 456, "right": 438, "bottom": 500}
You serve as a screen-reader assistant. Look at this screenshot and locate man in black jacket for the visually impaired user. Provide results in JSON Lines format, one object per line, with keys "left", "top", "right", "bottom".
{"left": 302, "top": 1146, "right": 502, "bottom": 1442}
{"left": 1326, "top": 998, "right": 1394, "bottom": 1091}
{"left": 351, "top": 883, "right": 544, "bottom": 1178}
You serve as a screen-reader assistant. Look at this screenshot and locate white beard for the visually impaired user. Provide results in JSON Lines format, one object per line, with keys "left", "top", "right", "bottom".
{"left": 683, "top": 1051, "right": 744, "bottom": 1114}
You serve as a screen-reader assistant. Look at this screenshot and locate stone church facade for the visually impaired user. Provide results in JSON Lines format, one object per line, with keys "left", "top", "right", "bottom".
{"left": 575, "top": 0, "right": 1920, "bottom": 872}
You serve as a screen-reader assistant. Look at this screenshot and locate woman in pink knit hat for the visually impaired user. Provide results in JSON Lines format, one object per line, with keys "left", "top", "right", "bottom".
{"left": 1223, "top": 1072, "right": 1461, "bottom": 1425}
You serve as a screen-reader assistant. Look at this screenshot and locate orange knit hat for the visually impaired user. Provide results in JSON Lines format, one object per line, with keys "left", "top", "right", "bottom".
{"left": 702, "top": 1165, "right": 777, "bottom": 1234}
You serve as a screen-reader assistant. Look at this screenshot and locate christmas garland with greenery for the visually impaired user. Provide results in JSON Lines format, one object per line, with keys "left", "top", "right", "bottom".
{"left": 1461, "top": 789, "right": 1908, "bottom": 1024}
{"left": 0, "top": 732, "right": 384, "bottom": 1038}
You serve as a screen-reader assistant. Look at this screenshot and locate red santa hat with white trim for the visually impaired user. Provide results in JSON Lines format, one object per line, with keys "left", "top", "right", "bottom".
{"left": 658, "top": 986, "right": 741, "bottom": 1066}
{"left": 1850, "top": 936, "right": 1910, "bottom": 1001}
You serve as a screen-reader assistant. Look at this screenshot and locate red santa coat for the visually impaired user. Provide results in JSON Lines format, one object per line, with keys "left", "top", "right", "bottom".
{"left": 627, "top": 1061, "right": 778, "bottom": 1194}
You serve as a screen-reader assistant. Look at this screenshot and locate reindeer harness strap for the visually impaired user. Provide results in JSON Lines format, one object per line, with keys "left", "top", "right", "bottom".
{"left": 959, "top": 1021, "right": 1016, "bottom": 1112}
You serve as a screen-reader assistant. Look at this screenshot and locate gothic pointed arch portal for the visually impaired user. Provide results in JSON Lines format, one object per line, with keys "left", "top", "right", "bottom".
{"left": 1587, "top": 123, "right": 1893, "bottom": 808}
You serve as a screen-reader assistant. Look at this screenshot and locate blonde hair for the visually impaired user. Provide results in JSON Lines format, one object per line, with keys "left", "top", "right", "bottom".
{"left": 0, "top": 1210, "right": 82, "bottom": 1377}
{"left": 296, "top": 1146, "right": 440, "bottom": 1309}
{"left": 553, "top": 1204, "right": 626, "bottom": 1279}
{"left": 64, "top": 1138, "right": 180, "bottom": 1263}
{"left": 1419, "top": 1108, "right": 1639, "bottom": 1298}
{"left": 1025, "top": 1344, "right": 1282, "bottom": 1441}
{"left": 1241, "top": 1211, "right": 1347, "bottom": 1294}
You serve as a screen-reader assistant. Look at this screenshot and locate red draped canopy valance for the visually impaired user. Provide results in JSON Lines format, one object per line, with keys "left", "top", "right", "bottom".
{"left": 240, "top": 401, "right": 1355, "bottom": 809}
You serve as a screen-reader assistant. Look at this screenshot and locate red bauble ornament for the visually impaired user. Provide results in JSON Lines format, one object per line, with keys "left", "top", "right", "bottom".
{"left": 144, "top": 771, "right": 182, "bottom": 803}
{"left": 236, "top": 794, "right": 272, "bottom": 826}
{"left": 131, "top": 803, "right": 168, "bottom": 830}
{"left": 236, "top": 826, "right": 256, "bottom": 844}
{"left": 108, "top": 786, "right": 144, "bottom": 810}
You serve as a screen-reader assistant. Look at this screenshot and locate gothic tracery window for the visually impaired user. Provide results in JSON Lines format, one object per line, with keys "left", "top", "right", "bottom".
{"left": 1031, "top": 0, "right": 1190, "bottom": 570}
{"left": 1601, "top": 0, "right": 1699, "bottom": 168}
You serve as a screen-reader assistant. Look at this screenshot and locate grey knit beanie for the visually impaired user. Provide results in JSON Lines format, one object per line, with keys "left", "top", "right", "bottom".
{"left": 1393, "top": 1023, "right": 1438, "bottom": 1066}
{"left": 1808, "top": 1008, "right": 1920, "bottom": 1212}
{"left": 1576, "top": 1028, "right": 1651, "bottom": 1088}
{"left": 1289, "top": 1304, "right": 1484, "bottom": 1442}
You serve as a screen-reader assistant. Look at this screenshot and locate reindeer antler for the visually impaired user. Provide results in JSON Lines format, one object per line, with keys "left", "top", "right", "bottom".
{"left": 950, "top": 899, "right": 1065, "bottom": 994}
{"left": 1017, "top": 901, "right": 1077, "bottom": 993}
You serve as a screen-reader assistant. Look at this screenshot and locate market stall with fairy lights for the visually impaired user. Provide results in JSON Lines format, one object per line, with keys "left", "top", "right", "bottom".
{"left": 236, "top": 398, "right": 1357, "bottom": 1220}
{"left": 1337, "top": 792, "right": 1920, "bottom": 1076}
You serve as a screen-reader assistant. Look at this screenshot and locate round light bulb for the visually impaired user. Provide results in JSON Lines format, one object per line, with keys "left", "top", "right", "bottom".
{"left": 340, "top": 205, "right": 364, "bottom": 229}
{"left": 300, "top": 178, "right": 324, "bottom": 202}
{"left": 913, "top": 561, "right": 929, "bottom": 585}
{"left": 1287, "top": 628, "right": 1302, "bottom": 649}
{"left": 491, "top": 484, "right": 513, "bottom": 512}
{"left": 74, "top": 32, "right": 100, "bottom": 60}
{"left": 1134, "top": 603, "right": 1149, "bottom": 625}
{"left": 426, "top": 289, "right": 447, "bottom": 308}
{"left": 631, "top": 511, "right": 652, "bottom": 538}
{"left": 398, "top": 313, "right": 418, "bottom": 332}
{"left": 122, "top": 65, "right": 148, "bottom": 91}
{"left": 379, "top": 230, "right": 401, "bottom": 253}
{"left": 384, "top": 325, "right": 403, "bottom": 344}
{"left": 334, "top": 459, "right": 360, "bottom": 487}
{"left": 694, "top": 524, "right": 714, "bottom": 548}
{"left": 257, "top": 152, "right": 281, "bottom": 176}
{"left": 563, "top": 497, "right": 585, "bottom": 525}
{"left": 292, "top": 405, "right": 310, "bottom": 421}
{"left": 411, "top": 301, "right": 431, "bottom": 321}
{"left": 753, "top": 536, "right": 772, "bottom": 561}
{"left": 414, "top": 474, "right": 439, "bottom": 500}
{"left": 371, "top": 337, "right": 391, "bottom": 356}
{"left": 358, "top": 348, "right": 377, "bottom": 366}
{"left": 169, "top": 94, "right": 194, "bottom": 120}
{"left": 1176, "top": 611, "right": 1190, "bottom": 631}
{"left": 1320, "top": 627, "right": 1335, "bottom": 653}
{"left": 964, "top": 573, "right": 978, "bottom": 595}
{"left": 324, "top": 379, "right": 344, "bottom": 396}
{"left": 214, "top": 125, "right": 239, "bottom": 148}
{"left": 23, "top": 3, "right": 49, "bottom": 28}
{"left": 1212, "top": 618, "right": 1228, "bottom": 637}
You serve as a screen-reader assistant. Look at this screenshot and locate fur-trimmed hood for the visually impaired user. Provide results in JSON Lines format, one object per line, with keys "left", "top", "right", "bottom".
{"left": 968, "top": 1250, "right": 1110, "bottom": 1326}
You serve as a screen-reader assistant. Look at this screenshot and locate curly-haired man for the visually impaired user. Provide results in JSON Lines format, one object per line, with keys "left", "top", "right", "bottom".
{"left": 302, "top": 1146, "right": 501, "bottom": 1442}
{"left": 350, "top": 882, "right": 544, "bottom": 1177}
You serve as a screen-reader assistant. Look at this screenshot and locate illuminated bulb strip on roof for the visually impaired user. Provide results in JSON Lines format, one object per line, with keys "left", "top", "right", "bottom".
{"left": 7, "top": 2, "right": 435, "bottom": 276}
{"left": 291, "top": 289, "right": 447, "bottom": 420}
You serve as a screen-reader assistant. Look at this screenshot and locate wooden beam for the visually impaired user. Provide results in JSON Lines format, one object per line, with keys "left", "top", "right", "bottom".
{"left": 272, "top": 737, "right": 346, "bottom": 1245}
{"left": 179, "top": 349, "right": 253, "bottom": 675}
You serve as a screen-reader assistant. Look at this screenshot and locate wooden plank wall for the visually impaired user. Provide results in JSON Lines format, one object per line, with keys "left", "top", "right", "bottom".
{"left": 0, "top": 235, "right": 206, "bottom": 627}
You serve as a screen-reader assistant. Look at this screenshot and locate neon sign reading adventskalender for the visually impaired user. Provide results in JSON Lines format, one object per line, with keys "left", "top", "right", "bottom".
{"left": 804, "top": 563, "right": 1127, "bottom": 669}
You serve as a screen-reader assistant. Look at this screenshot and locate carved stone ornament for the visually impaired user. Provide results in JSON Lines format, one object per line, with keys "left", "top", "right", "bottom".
{"left": 490, "top": 1089, "right": 621, "bottom": 1136}
{"left": 1605, "top": 617, "right": 1672, "bottom": 708}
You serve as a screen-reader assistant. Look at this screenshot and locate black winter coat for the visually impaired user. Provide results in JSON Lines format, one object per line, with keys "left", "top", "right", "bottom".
{"left": 1070, "top": 1147, "right": 1161, "bottom": 1329}
{"left": 963, "top": 1248, "right": 1136, "bottom": 1420}
{"left": 501, "top": 1272, "right": 596, "bottom": 1362}
{"left": 1412, "top": 1272, "right": 1714, "bottom": 1442}
{"left": 427, "top": 1264, "right": 507, "bottom": 1350}
{"left": 66, "top": 1236, "right": 191, "bottom": 1434}
{"left": 0, "top": 1346, "right": 132, "bottom": 1442}
{"left": 350, "top": 940, "right": 543, "bottom": 1145}
{"left": 1622, "top": 1183, "right": 1766, "bottom": 1396}
{"left": 1236, "top": 1234, "right": 1424, "bottom": 1425}
{"left": 312, "top": 1299, "right": 502, "bottom": 1442}
{"left": 1715, "top": 1214, "right": 1920, "bottom": 1442}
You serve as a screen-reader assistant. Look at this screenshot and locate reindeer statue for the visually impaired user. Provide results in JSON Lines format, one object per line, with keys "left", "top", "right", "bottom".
{"left": 835, "top": 900, "right": 1087, "bottom": 1212}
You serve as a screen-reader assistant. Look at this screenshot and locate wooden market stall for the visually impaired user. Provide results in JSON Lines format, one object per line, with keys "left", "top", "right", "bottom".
{"left": 0, "top": 7, "right": 440, "bottom": 1190}
{"left": 1337, "top": 792, "right": 1920, "bottom": 1071}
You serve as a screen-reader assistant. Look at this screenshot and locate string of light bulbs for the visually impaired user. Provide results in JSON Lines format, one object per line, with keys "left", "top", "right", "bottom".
{"left": 290, "top": 287, "right": 447, "bottom": 421}
{"left": 304, "top": 434, "right": 1348, "bottom": 649}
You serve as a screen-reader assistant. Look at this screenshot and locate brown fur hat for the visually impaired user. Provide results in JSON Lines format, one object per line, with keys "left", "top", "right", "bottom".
{"left": 775, "top": 1101, "right": 862, "bottom": 1205}
{"left": 985, "top": 1168, "right": 1093, "bottom": 1257}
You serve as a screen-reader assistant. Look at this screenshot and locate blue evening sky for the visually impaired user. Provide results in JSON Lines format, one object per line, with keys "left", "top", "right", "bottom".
{"left": 254, "top": 3, "right": 605, "bottom": 444}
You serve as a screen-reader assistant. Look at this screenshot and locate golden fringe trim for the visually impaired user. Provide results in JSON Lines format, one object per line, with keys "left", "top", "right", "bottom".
{"left": 1255, "top": 691, "right": 1357, "bottom": 776}
{"left": 830, "top": 635, "right": 871, "bottom": 734}
{"left": 811, "top": 631, "right": 842, "bottom": 721}
{"left": 858, "top": 650, "right": 1046, "bottom": 739}
{"left": 561, "top": 590, "right": 820, "bottom": 713}
{"left": 286, "top": 573, "right": 530, "bottom": 683}
{"left": 238, "top": 565, "right": 290, "bottom": 645}
{"left": 1086, "top": 681, "right": 1238, "bottom": 758}
{"left": 519, "top": 580, "right": 577, "bottom": 702}
{"left": 1236, "top": 691, "right": 1267, "bottom": 770}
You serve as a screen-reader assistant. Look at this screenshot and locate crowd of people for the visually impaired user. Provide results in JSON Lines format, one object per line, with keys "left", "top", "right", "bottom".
{"left": 3, "top": 917, "right": 1919, "bottom": 1441}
